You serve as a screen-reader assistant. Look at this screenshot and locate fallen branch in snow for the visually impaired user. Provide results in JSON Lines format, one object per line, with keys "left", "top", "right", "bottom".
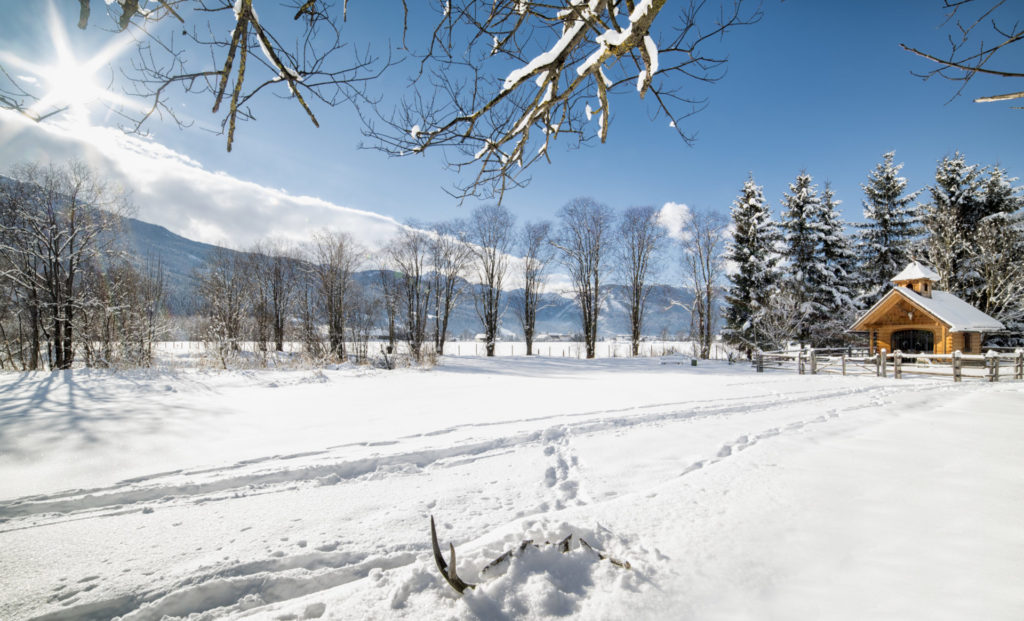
{"left": 429, "top": 514, "right": 631, "bottom": 595}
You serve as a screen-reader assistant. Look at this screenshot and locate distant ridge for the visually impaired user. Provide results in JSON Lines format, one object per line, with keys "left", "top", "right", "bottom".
{"left": 122, "top": 216, "right": 697, "bottom": 337}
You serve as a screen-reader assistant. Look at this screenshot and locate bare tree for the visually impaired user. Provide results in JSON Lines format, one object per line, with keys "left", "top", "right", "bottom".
{"left": 345, "top": 281, "right": 378, "bottom": 364}
{"left": 469, "top": 205, "right": 515, "bottom": 356}
{"left": 366, "top": 0, "right": 762, "bottom": 200}
{"left": 79, "top": 257, "right": 167, "bottom": 368}
{"left": 514, "top": 220, "right": 553, "bottom": 356}
{"left": 0, "top": 161, "right": 129, "bottom": 370}
{"left": 617, "top": 206, "right": 667, "bottom": 356}
{"left": 430, "top": 220, "right": 473, "bottom": 355}
{"left": 376, "top": 258, "right": 400, "bottom": 355}
{"left": 552, "top": 197, "right": 615, "bottom": 359}
{"left": 901, "top": 0, "right": 1024, "bottom": 106}
{"left": 681, "top": 208, "right": 728, "bottom": 359}
{"left": 4, "top": 2, "right": 759, "bottom": 199}
{"left": 7, "top": 1, "right": 391, "bottom": 152}
{"left": 263, "top": 241, "right": 301, "bottom": 352}
{"left": 308, "top": 230, "right": 364, "bottom": 361}
{"left": 386, "top": 226, "right": 434, "bottom": 363}
{"left": 194, "top": 247, "right": 250, "bottom": 367}
{"left": 757, "top": 288, "right": 802, "bottom": 351}
{"left": 295, "top": 269, "right": 325, "bottom": 360}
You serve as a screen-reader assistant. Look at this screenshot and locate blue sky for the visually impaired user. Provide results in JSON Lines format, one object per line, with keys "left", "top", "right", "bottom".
{"left": 0, "top": 0, "right": 1022, "bottom": 241}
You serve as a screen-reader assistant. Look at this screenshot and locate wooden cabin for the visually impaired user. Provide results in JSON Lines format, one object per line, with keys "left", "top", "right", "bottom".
{"left": 849, "top": 261, "right": 1005, "bottom": 355}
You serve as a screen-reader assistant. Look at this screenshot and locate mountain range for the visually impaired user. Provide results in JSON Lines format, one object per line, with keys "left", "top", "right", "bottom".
{"left": 124, "top": 217, "right": 697, "bottom": 339}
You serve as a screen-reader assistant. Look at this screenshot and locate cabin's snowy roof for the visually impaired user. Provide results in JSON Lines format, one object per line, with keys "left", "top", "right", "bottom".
{"left": 902, "top": 289, "right": 1005, "bottom": 331}
{"left": 891, "top": 261, "right": 940, "bottom": 282}
{"left": 852, "top": 286, "right": 1005, "bottom": 333}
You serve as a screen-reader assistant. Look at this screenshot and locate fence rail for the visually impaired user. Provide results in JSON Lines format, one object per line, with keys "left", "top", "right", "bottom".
{"left": 755, "top": 348, "right": 1024, "bottom": 382}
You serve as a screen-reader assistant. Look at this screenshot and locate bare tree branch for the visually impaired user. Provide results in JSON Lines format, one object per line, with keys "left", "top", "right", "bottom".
{"left": 902, "top": 0, "right": 1024, "bottom": 106}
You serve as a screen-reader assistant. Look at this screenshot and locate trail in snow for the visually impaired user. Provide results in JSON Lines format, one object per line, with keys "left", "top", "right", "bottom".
{"left": 1, "top": 357, "right": 1021, "bottom": 621}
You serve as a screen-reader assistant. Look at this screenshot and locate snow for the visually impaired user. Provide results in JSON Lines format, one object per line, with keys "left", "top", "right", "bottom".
{"left": 502, "top": 1, "right": 601, "bottom": 93}
{"left": 637, "top": 35, "right": 659, "bottom": 92}
{"left": 896, "top": 288, "right": 1005, "bottom": 332}
{"left": 2, "top": 356, "right": 1023, "bottom": 620}
{"left": 890, "top": 261, "right": 941, "bottom": 282}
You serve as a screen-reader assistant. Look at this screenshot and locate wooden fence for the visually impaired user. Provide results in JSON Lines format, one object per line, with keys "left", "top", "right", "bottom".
{"left": 755, "top": 348, "right": 1024, "bottom": 382}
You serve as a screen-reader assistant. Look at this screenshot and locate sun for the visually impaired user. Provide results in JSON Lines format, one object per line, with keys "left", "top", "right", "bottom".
{"left": 0, "top": 2, "right": 141, "bottom": 125}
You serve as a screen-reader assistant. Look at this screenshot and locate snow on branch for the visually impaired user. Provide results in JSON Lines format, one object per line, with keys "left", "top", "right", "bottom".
{"left": 365, "top": 0, "right": 761, "bottom": 203}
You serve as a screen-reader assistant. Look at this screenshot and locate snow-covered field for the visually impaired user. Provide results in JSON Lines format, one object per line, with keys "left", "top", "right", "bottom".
{"left": 1, "top": 356, "right": 1022, "bottom": 620}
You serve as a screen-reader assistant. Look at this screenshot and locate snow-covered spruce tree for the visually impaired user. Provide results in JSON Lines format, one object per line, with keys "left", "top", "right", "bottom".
{"left": 855, "top": 152, "right": 922, "bottom": 308}
{"left": 722, "top": 177, "right": 779, "bottom": 357}
{"left": 975, "top": 210, "right": 1024, "bottom": 340}
{"left": 923, "top": 152, "right": 985, "bottom": 304}
{"left": 779, "top": 173, "right": 830, "bottom": 345}
{"left": 973, "top": 168, "right": 1024, "bottom": 339}
{"left": 811, "top": 183, "right": 857, "bottom": 347}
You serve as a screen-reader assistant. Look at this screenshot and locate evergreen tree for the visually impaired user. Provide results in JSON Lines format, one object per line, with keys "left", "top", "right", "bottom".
{"left": 974, "top": 167, "right": 1024, "bottom": 337}
{"left": 855, "top": 152, "right": 922, "bottom": 307}
{"left": 723, "top": 176, "right": 779, "bottom": 356}
{"left": 923, "top": 152, "right": 984, "bottom": 304}
{"left": 812, "top": 182, "right": 857, "bottom": 346}
{"left": 780, "top": 172, "right": 830, "bottom": 344}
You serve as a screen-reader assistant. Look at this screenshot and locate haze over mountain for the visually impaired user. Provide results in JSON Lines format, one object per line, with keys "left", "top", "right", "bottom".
{"left": 124, "top": 215, "right": 696, "bottom": 339}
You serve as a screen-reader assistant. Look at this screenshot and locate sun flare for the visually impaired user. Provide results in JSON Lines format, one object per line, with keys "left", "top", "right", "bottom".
{"left": 0, "top": 2, "right": 142, "bottom": 125}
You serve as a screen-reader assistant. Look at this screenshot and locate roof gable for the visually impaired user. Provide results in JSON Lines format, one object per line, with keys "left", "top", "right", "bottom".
{"left": 850, "top": 287, "right": 1005, "bottom": 333}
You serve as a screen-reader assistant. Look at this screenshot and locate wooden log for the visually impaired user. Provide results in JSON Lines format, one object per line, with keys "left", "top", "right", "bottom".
{"left": 894, "top": 350, "right": 902, "bottom": 379}
{"left": 841, "top": 353, "right": 847, "bottom": 376}
{"left": 879, "top": 348, "right": 887, "bottom": 378}
{"left": 809, "top": 349, "right": 817, "bottom": 375}
{"left": 953, "top": 350, "right": 962, "bottom": 382}
{"left": 756, "top": 353, "right": 764, "bottom": 373}
{"left": 1016, "top": 349, "right": 1023, "bottom": 380}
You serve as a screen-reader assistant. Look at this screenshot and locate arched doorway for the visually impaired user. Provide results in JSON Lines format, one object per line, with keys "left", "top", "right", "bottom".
{"left": 892, "top": 329, "right": 934, "bottom": 354}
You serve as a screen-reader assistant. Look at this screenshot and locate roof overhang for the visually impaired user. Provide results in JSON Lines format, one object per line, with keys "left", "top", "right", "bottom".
{"left": 849, "top": 288, "right": 948, "bottom": 332}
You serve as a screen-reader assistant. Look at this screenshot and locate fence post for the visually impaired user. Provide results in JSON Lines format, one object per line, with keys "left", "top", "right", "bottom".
{"left": 798, "top": 350, "right": 805, "bottom": 375}
{"left": 841, "top": 353, "right": 847, "bottom": 376}
{"left": 810, "top": 349, "right": 817, "bottom": 375}
{"left": 894, "top": 350, "right": 902, "bottom": 379}
{"left": 953, "top": 350, "right": 962, "bottom": 382}
{"left": 879, "top": 348, "right": 887, "bottom": 378}
{"left": 1016, "top": 349, "right": 1023, "bottom": 380}
{"left": 756, "top": 352, "right": 764, "bottom": 373}
{"left": 986, "top": 350, "right": 999, "bottom": 382}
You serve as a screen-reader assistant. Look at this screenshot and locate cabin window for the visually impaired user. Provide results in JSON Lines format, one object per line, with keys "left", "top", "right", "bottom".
{"left": 891, "top": 329, "right": 934, "bottom": 354}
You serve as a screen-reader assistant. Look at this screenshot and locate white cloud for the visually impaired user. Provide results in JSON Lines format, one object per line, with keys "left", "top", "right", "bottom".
{"left": 0, "top": 110, "right": 403, "bottom": 249}
{"left": 657, "top": 201, "right": 692, "bottom": 241}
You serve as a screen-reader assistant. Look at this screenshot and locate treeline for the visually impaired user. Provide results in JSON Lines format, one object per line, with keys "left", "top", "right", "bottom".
{"left": 6, "top": 153, "right": 1017, "bottom": 372}
{"left": 197, "top": 198, "right": 700, "bottom": 366}
{"left": 724, "top": 152, "right": 1024, "bottom": 356}
{"left": 1, "top": 163, "right": 703, "bottom": 369}
{"left": 0, "top": 163, "right": 166, "bottom": 371}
